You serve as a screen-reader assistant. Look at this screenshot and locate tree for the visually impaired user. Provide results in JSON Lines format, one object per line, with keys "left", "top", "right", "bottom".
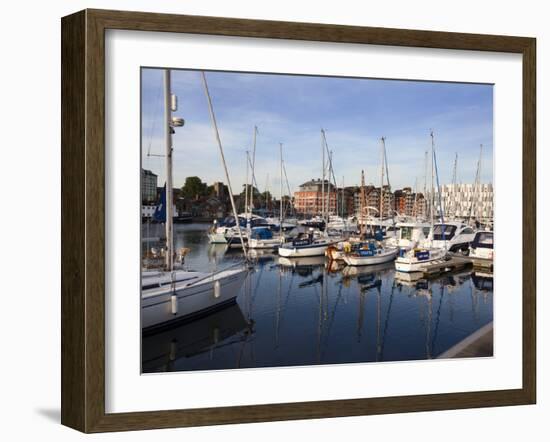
{"left": 181, "top": 176, "right": 208, "bottom": 200}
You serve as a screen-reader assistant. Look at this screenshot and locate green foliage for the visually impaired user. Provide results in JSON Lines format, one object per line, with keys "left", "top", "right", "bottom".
{"left": 181, "top": 176, "right": 208, "bottom": 199}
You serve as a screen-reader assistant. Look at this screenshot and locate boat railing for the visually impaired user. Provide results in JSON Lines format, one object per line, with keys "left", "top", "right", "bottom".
{"left": 186, "top": 260, "right": 247, "bottom": 287}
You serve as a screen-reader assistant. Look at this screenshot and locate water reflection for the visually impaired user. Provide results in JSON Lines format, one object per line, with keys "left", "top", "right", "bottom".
{"left": 142, "top": 223, "right": 493, "bottom": 372}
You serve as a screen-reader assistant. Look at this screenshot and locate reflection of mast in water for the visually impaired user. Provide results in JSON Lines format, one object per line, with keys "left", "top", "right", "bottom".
{"left": 469, "top": 276, "right": 480, "bottom": 323}
{"left": 425, "top": 286, "right": 433, "bottom": 359}
{"left": 356, "top": 289, "right": 367, "bottom": 343}
{"left": 275, "top": 269, "right": 282, "bottom": 349}
{"left": 430, "top": 282, "right": 445, "bottom": 356}
{"left": 320, "top": 278, "right": 346, "bottom": 359}
{"left": 379, "top": 280, "right": 396, "bottom": 361}
{"left": 375, "top": 282, "right": 382, "bottom": 361}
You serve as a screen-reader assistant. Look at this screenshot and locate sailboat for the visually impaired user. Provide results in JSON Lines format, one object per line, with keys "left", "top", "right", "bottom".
{"left": 141, "top": 69, "right": 247, "bottom": 331}
{"left": 278, "top": 130, "right": 336, "bottom": 257}
{"left": 395, "top": 131, "right": 448, "bottom": 273}
{"left": 342, "top": 138, "right": 398, "bottom": 266}
{"left": 249, "top": 143, "right": 285, "bottom": 249}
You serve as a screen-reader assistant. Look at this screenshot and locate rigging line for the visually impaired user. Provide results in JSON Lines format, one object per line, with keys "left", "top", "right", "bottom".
{"left": 246, "top": 154, "right": 261, "bottom": 199}
{"left": 322, "top": 131, "right": 340, "bottom": 214}
{"left": 201, "top": 71, "right": 248, "bottom": 259}
{"left": 146, "top": 76, "right": 164, "bottom": 158}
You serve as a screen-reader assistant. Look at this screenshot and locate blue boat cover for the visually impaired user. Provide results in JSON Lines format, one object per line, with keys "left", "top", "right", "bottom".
{"left": 251, "top": 227, "right": 273, "bottom": 240}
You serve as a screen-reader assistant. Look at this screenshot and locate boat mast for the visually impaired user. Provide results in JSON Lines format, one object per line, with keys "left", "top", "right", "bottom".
{"left": 245, "top": 150, "right": 249, "bottom": 218}
{"left": 430, "top": 131, "right": 435, "bottom": 242}
{"left": 451, "top": 152, "right": 458, "bottom": 219}
{"left": 250, "top": 126, "right": 258, "bottom": 219}
{"left": 469, "top": 144, "right": 483, "bottom": 223}
{"left": 163, "top": 69, "right": 174, "bottom": 271}
{"left": 360, "top": 170, "right": 366, "bottom": 237}
{"left": 379, "top": 137, "right": 385, "bottom": 230}
{"left": 424, "top": 150, "right": 428, "bottom": 220}
{"left": 321, "top": 129, "right": 326, "bottom": 222}
{"left": 341, "top": 176, "right": 345, "bottom": 221}
{"left": 201, "top": 71, "right": 248, "bottom": 257}
{"left": 280, "top": 142, "right": 283, "bottom": 237}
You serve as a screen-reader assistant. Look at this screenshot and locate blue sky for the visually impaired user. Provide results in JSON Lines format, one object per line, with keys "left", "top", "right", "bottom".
{"left": 141, "top": 68, "right": 493, "bottom": 195}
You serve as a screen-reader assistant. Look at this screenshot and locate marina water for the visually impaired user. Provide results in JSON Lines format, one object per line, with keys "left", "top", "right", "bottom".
{"left": 142, "top": 223, "right": 493, "bottom": 373}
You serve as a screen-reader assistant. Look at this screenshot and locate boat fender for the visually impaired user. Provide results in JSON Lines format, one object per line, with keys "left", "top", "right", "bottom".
{"left": 170, "top": 294, "right": 178, "bottom": 315}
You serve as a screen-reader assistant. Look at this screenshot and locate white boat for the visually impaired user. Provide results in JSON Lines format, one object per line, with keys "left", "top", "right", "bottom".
{"left": 431, "top": 221, "right": 476, "bottom": 253}
{"left": 395, "top": 244, "right": 448, "bottom": 273}
{"left": 327, "top": 215, "right": 357, "bottom": 232}
{"left": 278, "top": 231, "right": 334, "bottom": 258}
{"left": 278, "top": 255, "right": 326, "bottom": 268}
{"left": 141, "top": 267, "right": 248, "bottom": 330}
{"left": 469, "top": 230, "right": 494, "bottom": 262}
{"left": 248, "top": 227, "right": 281, "bottom": 249}
{"left": 385, "top": 221, "right": 431, "bottom": 250}
{"left": 343, "top": 243, "right": 398, "bottom": 266}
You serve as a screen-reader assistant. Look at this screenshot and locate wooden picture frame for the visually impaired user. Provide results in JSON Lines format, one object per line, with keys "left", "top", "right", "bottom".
{"left": 61, "top": 8, "right": 536, "bottom": 433}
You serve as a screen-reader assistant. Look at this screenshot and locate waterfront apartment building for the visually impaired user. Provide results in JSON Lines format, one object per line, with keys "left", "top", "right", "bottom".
{"left": 351, "top": 185, "right": 426, "bottom": 218}
{"left": 294, "top": 179, "right": 337, "bottom": 215}
{"left": 141, "top": 168, "right": 158, "bottom": 203}
{"left": 352, "top": 185, "right": 395, "bottom": 218}
{"left": 439, "top": 183, "right": 493, "bottom": 221}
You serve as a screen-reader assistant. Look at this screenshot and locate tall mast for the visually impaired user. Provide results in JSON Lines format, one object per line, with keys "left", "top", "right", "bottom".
{"left": 424, "top": 150, "right": 428, "bottom": 220}
{"left": 451, "top": 152, "right": 458, "bottom": 219}
{"left": 329, "top": 150, "right": 334, "bottom": 218}
{"left": 163, "top": 69, "right": 174, "bottom": 271}
{"left": 201, "top": 71, "right": 248, "bottom": 256}
{"left": 360, "top": 170, "right": 366, "bottom": 237}
{"left": 430, "top": 131, "right": 435, "bottom": 239}
{"left": 478, "top": 144, "right": 483, "bottom": 222}
{"left": 321, "top": 129, "right": 325, "bottom": 221}
{"left": 250, "top": 126, "right": 258, "bottom": 218}
{"left": 452, "top": 152, "right": 458, "bottom": 185}
{"left": 279, "top": 143, "right": 283, "bottom": 236}
{"left": 341, "top": 176, "right": 345, "bottom": 220}
{"left": 379, "top": 137, "right": 385, "bottom": 227}
{"left": 245, "top": 150, "right": 249, "bottom": 217}
{"left": 470, "top": 144, "right": 483, "bottom": 222}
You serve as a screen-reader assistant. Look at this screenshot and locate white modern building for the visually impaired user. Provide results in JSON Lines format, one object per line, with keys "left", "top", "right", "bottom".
{"left": 439, "top": 183, "right": 493, "bottom": 221}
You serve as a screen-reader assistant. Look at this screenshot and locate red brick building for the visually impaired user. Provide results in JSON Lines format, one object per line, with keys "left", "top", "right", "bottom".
{"left": 294, "top": 179, "right": 337, "bottom": 215}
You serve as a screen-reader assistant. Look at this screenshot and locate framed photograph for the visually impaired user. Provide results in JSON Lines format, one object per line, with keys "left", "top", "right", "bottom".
{"left": 61, "top": 9, "right": 536, "bottom": 433}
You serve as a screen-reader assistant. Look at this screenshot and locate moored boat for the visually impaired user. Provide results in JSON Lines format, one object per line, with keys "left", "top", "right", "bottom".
{"left": 342, "top": 241, "right": 398, "bottom": 266}
{"left": 248, "top": 227, "right": 281, "bottom": 249}
{"left": 141, "top": 266, "right": 248, "bottom": 331}
{"left": 278, "top": 230, "right": 335, "bottom": 258}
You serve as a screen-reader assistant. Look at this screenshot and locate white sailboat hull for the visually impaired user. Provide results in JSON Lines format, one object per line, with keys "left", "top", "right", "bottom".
{"left": 343, "top": 248, "right": 398, "bottom": 266}
{"left": 141, "top": 268, "right": 247, "bottom": 330}
{"left": 278, "top": 241, "right": 333, "bottom": 257}
{"left": 395, "top": 249, "right": 447, "bottom": 273}
{"left": 248, "top": 238, "right": 281, "bottom": 249}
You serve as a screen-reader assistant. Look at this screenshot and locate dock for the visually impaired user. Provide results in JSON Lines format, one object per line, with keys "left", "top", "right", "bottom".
{"left": 421, "top": 255, "right": 472, "bottom": 277}
{"left": 437, "top": 322, "right": 493, "bottom": 358}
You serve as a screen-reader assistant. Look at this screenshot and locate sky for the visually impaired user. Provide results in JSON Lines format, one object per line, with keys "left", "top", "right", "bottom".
{"left": 141, "top": 68, "right": 493, "bottom": 196}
